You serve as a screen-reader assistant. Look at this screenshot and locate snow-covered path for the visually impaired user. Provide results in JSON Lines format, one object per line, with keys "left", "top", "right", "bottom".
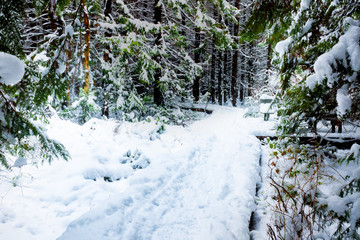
{"left": 59, "top": 108, "right": 261, "bottom": 240}
{"left": 0, "top": 107, "right": 275, "bottom": 239}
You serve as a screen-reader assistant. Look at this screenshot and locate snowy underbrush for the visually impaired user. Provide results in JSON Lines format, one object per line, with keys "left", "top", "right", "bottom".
{"left": 60, "top": 96, "right": 207, "bottom": 128}
{"left": 60, "top": 90, "right": 102, "bottom": 125}
{"left": 255, "top": 139, "right": 360, "bottom": 239}
{"left": 135, "top": 106, "right": 207, "bottom": 126}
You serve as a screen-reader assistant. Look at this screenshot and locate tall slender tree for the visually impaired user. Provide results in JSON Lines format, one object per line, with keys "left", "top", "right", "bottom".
{"left": 82, "top": 0, "right": 91, "bottom": 94}
{"left": 153, "top": 0, "right": 164, "bottom": 105}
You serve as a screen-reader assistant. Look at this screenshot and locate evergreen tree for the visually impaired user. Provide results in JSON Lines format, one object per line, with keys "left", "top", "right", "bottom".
{"left": 94, "top": 0, "right": 244, "bottom": 117}
{"left": 0, "top": 0, "right": 69, "bottom": 169}
{"left": 0, "top": 0, "right": 26, "bottom": 57}
{"left": 245, "top": 0, "right": 360, "bottom": 238}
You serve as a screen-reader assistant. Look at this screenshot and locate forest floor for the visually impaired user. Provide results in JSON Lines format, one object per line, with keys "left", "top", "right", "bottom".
{"left": 0, "top": 106, "right": 276, "bottom": 240}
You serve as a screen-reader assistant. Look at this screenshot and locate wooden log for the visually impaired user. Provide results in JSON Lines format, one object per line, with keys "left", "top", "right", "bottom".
{"left": 255, "top": 136, "right": 360, "bottom": 149}
{"left": 180, "top": 106, "right": 213, "bottom": 114}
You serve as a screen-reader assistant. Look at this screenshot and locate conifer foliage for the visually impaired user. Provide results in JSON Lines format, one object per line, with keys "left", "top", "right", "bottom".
{"left": 246, "top": 0, "right": 360, "bottom": 238}
{"left": 0, "top": 0, "right": 69, "bottom": 169}
{"left": 2, "top": 0, "right": 359, "bottom": 237}
{"left": 1, "top": 0, "right": 264, "bottom": 168}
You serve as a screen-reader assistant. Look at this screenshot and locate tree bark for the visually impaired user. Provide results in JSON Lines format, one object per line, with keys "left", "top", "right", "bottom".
{"left": 231, "top": 0, "right": 240, "bottom": 107}
{"left": 193, "top": 27, "right": 201, "bottom": 102}
{"left": 232, "top": 48, "right": 239, "bottom": 106}
{"left": 49, "top": 0, "right": 57, "bottom": 30}
{"left": 210, "top": 48, "right": 216, "bottom": 103}
{"left": 83, "top": 0, "right": 91, "bottom": 94}
{"left": 66, "top": 41, "right": 72, "bottom": 104}
{"left": 102, "top": 0, "right": 113, "bottom": 117}
{"left": 223, "top": 50, "right": 228, "bottom": 104}
{"left": 247, "top": 43, "right": 254, "bottom": 96}
{"left": 239, "top": 53, "right": 245, "bottom": 103}
{"left": 153, "top": 0, "right": 164, "bottom": 105}
{"left": 266, "top": 37, "right": 271, "bottom": 81}
{"left": 217, "top": 51, "right": 223, "bottom": 105}
{"left": 104, "top": 0, "right": 112, "bottom": 18}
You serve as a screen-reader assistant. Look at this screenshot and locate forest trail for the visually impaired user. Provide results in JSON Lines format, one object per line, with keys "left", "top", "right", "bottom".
{"left": 59, "top": 107, "right": 263, "bottom": 240}
{"left": 1, "top": 107, "right": 275, "bottom": 240}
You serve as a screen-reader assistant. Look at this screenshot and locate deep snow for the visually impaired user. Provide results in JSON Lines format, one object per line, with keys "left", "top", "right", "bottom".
{"left": 0, "top": 106, "right": 275, "bottom": 240}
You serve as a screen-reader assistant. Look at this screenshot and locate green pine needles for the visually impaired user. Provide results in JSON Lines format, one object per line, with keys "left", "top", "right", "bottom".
{"left": 0, "top": 76, "right": 70, "bottom": 169}
{"left": 0, "top": 0, "right": 69, "bottom": 169}
{"left": 246, "top": 0, "right": 360, "bottom": 238}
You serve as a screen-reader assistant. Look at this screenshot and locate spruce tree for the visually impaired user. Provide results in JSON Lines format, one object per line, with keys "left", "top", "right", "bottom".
{"left": 245, "top": 0, "right": 360, "bottom": 238}
{"left": 0, "top": 0, "right": 69, "bottom": 169}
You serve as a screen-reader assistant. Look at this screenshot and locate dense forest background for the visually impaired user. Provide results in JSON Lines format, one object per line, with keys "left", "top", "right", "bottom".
{"left": 1, "top": 0, "right": 271, "bottom": 166}
{"left": 1, "top": 0, "right": 360, "bottom": 238}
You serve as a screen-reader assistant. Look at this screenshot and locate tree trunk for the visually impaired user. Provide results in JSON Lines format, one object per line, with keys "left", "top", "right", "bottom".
{"left": 104, "top": 0, "right": 112, "bottom": 18}
{"left": 232, "top": 49, "right": 239, "bottom": 106}
{"left": 247, "top": 43, "right": 254, "bottom": 96}
{"left": 223, "top": 50, "right": 228, "bottom": 104}
{"left": 49, "top": 0, "right": 57, "bottom": 30}
{"left": 102, "top": 0, "right": 113, "bottom": 117}
{"left": 153, "top": 0, "right": 164, "bottom": 105}
{"left": 266, "top": 37, "right": 271, "bottom": 80}
{"left": 210, "top": 48, "right": 216, "bottom": 103}
{"left": 103, "top": 0, "right": 112, "bottom": 63}
{"left": 66, "top": 41, "right": 72, "bottom": 104}
{"left": 193, "top": 27, "right": 201, "bottom": 102}
{"left": 217, "top": 51, "right": 223, "bottom": 105}
{"left": 143, "top": 2, "right": 148, "bottom": 18}
{"left": 83, "top": 0, "right": 91, "bottom": 94}
{"left": 231, "top": 0, "right": 240, "bottom": 107}
{"left": 239, "top": 53, "right": 245, "bottom": 103}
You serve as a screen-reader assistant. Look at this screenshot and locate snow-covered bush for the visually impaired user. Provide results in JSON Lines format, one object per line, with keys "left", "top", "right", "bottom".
{"left": 268, "top": 139, "right": 360, "bottom": 239}
{"left": 121, "top": 149, "right": 151, "bottom": 170}
{"left": 267, "top": 139, "right": 326, "bottom": 239}
{"left": 61, "top": 89, "right": 101, "bottom": 124}
{"left": 243, "top": 97, "right": 260, "bottom": 118}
